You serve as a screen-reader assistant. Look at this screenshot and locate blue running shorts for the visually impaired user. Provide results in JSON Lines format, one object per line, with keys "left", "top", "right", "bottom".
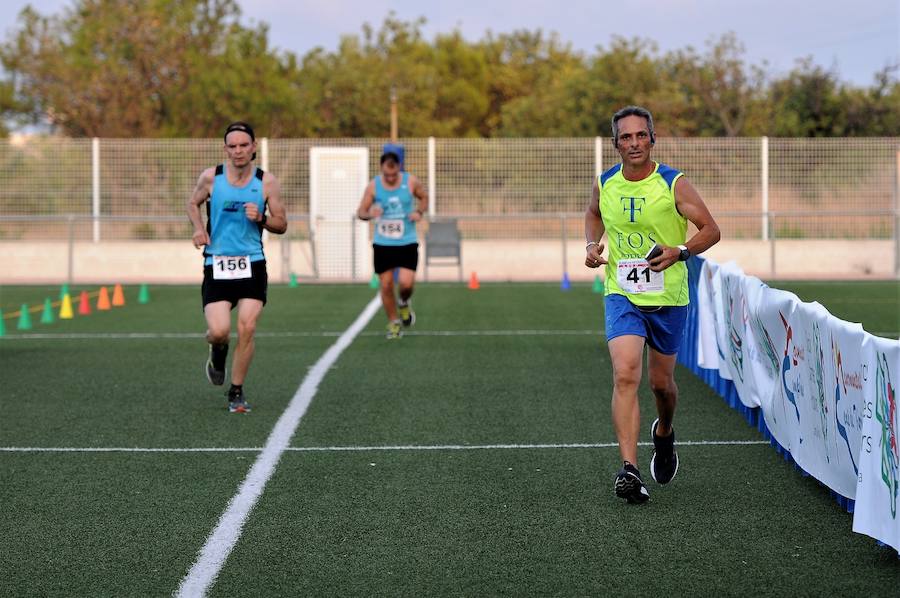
{"left": 604, "top": 293, "right": 688, "bottom": 355}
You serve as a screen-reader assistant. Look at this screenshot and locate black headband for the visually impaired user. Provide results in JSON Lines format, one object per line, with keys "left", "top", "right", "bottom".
{"left": 224, "top": 122, "right": 255, "bottom": 142}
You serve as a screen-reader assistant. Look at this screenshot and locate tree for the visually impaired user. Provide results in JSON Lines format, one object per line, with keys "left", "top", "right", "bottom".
{"left": 1, "top": 0, "right": 301, "bottom": 136}
{"left": 665, "top": 33, "right": 769, "bottom": 136}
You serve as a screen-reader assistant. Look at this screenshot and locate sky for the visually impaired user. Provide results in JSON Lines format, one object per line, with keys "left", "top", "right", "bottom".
{"left": 1, "top": 0, "right": 898, "bottom": 87}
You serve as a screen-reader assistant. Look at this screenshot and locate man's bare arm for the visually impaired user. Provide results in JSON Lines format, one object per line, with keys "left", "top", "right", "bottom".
{"left": 187, "top": 168, "right": 215, "bottom": 249}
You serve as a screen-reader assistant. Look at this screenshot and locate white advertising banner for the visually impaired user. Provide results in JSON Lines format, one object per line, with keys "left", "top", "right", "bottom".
{"left": 693, "top": 257, "right": 900, "bottom": 550}
{"left": 696, "top": 260, "right": 721, "bottom": 372}
{"left": 853, "top": 335, "right": 900, "bottom": 551}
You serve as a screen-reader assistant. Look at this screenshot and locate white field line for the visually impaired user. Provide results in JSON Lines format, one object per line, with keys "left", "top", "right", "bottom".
{"left": 1, "top": 329, "right": 603, "bottom": 340}
{"left": 174, "top": 294, "right": 382, "bottom": 598}
{"left": 6, "top": 329, "right": 895, "bottom": 342}
{"left": 0, "top": 440, "right": 770, "bottom": 453}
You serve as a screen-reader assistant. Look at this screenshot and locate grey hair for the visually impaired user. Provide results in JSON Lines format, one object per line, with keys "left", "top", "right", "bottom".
{"left": 611, "top": 106, "right": 655, "bottom": 147}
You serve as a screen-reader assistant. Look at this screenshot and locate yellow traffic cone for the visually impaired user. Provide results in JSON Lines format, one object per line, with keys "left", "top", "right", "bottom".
{"left": 59, "top": 293, "right": 74, "bottom": 319}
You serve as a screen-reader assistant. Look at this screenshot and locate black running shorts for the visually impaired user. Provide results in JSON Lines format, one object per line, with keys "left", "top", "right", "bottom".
{"left": 201, "top": 259, "right": 268, "bottom": 308}
{"left": 373, "top": 243, "right": 419, "bottom": 274}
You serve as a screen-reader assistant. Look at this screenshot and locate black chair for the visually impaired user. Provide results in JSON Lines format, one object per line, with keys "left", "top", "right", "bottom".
{"left": 425, "top": 219, "right": 462, "bottom": 281}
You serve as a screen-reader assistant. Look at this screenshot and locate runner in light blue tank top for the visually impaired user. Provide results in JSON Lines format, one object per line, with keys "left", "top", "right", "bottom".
{"left": 203, "top": 164, "right": 266, "bottom": 266}
{"left": 187, "top": 121, "right": 288, "bottom": 414}
{"left": 372, "top": 172, "right": 418, "bottom": 246}
{"left": 357, "top": 151, "right": 429, "bottom": 339}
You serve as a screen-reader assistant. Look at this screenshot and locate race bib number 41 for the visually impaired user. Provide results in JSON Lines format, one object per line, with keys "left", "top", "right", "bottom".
{"left": 212, "top": 255, "right": 252, "bottom": 280}
{"left": 377, "top": 219, "right": 405, "bottom": 239}
{"left": 616, "top": 258, "right": 664, "bottom": 293}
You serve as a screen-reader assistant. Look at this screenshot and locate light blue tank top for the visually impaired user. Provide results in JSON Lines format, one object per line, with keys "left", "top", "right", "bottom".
{"left": 203, "top": 165, "right": 266, "bottom": 266}
{"left": 372, "top": 172, "right": 418, "bottom": 246}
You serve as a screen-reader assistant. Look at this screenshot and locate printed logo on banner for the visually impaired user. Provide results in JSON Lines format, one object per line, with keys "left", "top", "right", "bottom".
{"left": 778, "top": 312, "right": 802, "bottom": 441}
{"left": 708, "top": 267, "right": 726, "bottom": 362}
{"left": 832, "top": 337, "right": 860, "bottom": 476}
{"left": 875, "top": 351, "right": 898, "bottom": 517}
{"left": 750, "top": 312, "right": 779, "bottom": 378}
{"left": 724, "top": 277, "right": 745, "bottom": 383}
{"left": 810, "top": 323, "right": 831, "bottom": 461}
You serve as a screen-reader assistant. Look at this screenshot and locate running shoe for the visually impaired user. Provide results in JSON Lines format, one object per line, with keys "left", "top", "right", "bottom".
{"left": 386, "top": 321, "right": 402, "bottom": 339}
{"left": 227, "top": 391, "right": 251, "bottom": 414}
{"left": 398, "top": 302, "right": 416, "bottom": 327}
{"left": 614, "top": 461, "right": 650, "bottom": 504}
{"left": 205, "top": 343, "right": 227, "bottom": 386}
{"left": 649, "top": 418, "right": 679, "bottom": 484}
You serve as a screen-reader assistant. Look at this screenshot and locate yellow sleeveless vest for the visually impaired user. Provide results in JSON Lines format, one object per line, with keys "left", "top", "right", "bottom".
{"left": 599, "top": 161, "right": 689, "bottom": 306}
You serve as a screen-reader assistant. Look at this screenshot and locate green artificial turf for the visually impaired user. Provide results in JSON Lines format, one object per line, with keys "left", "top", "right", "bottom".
{"left": 2, "top": 281, "right": 898, "bottom": 596}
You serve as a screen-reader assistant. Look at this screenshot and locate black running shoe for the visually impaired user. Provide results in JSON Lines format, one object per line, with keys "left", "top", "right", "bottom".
{"left": 614, "top": 461, "right": 650, "bottom": 504}
{"left": 649, "top": 418, "right": 679, "bottom": 484}
{"left": 205, "top": 343, "right": 227, "bottom": 386}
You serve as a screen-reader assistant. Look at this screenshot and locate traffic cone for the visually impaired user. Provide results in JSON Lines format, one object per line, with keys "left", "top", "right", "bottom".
{"left": 112, "top": 283, "right": 125, "bottom": 306}
{"left": 97, "top": 286, "right": 111, "bottom": 311}
{"left": 78, "top": 291, "right": 92, "bottom": 315}
{"left": 560, "top": 272, "right": 571, "bottom": 291}
{"left": 59, "top": 294, "right": 74, "bottom": 319}
{"left": 138, "top": 284, "right": 150, "bottom": 304}
{"left": 17, "top": 303, "right": 32, "bottom": 330}
{"left": 288, "top": 273, "right": 298, "bottom": 288}
{"left": 592, "top": 275, "right": 604, "bottom": 293}
{"left": 40, "top": 298, "right": 55, "bottom": 324}
{"left": 369, "top": 273, "right": 379, "bottom": 289}
{"left": 468, "top": 272, "right": 480, "bottom": 290}
{"left": 59, "top": 283, "right": 69, "bottom": 300}
{"left": 0, "top": 309, "right": 5, "bottom": 337}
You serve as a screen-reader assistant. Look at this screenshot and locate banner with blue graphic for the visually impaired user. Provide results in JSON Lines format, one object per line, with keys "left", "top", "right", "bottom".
{"left": 687, "top": 257, "right": 900, "bottom": 552}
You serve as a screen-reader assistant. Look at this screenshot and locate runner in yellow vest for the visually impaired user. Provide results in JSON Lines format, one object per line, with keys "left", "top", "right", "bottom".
{"left": 584, "top": 106, "right": 720, "bottom": 504}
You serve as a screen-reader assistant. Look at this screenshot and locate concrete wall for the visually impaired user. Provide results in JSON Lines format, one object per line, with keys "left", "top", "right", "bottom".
{"left": 2, "top": 239, "right": 896, "bottom": 284}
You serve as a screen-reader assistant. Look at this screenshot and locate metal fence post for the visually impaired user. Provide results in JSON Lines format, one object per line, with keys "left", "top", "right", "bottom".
{"left": 769, "top": 212, "right": 776, "bottom": 278}
{"left": 350, "top": 213, "right": 357, "bottom": 281}
{"left": 560, "top": 213, "right": 567, "bottom": 278}
{"left": 428, "top": 136, "right": 436, "bottom": 220}
{"left": 281, "top": 234, "right": 289, "bottom": 283}
{"left": 761, "top": 136, "right": 769, "bottom": 242}
{"left": 594, "top": 137, "right": 603, "bottom": 176}
{"left": 895, "top": 150, "right": 899, "bottom": 278}
{"left": 67, "top": 214, "right": 75, "bottom": 284}
{"left": 92, "top": 138, "right": 100, "bottom": 243}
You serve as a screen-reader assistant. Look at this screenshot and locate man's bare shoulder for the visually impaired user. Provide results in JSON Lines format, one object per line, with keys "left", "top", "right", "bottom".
{"left": 198, "top": 167, "right": 217, "bottom": 184}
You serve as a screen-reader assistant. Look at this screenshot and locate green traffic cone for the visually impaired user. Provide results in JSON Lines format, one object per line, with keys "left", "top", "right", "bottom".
{"left": 0, "top": 309, "right": 6, "bottom": 337}
{"left": 369, "top": 272, "right": 379, "bottom": 289}
{"left": 59, "top": 283, "right": 69, "bottom": 300}
{"left": 138, "top": 284, "right": 150, "bottom": 304}
{"left": 288, "top": 272, "right": 299, "bottom": 288}
{"left": 592, "top": 275, "right": 604, "bottom": 293}
{"left": 40, "top": 297, "right": 55, "bottom": 324}
{"left": 17, "top": 303, "right": 32, "bottom": 330}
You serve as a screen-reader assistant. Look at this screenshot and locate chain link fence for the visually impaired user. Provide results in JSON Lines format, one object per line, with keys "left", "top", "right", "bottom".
{"left": 1, "top": 136, "right": 897, "bottom": 281}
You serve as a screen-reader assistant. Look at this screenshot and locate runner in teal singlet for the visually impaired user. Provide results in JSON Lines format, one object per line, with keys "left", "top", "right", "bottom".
{"left": 187, "top": 122, "right": 287, "bottom": 413}
{"left": 357, "top": 152, "right": 429, "bottom": 339}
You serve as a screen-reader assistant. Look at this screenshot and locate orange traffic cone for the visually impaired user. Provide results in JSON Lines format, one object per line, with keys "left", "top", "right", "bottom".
{"left": 97, "top": 286, "right": 111, "bottom": 311}
{"left": 78, "top": 290, "right": 92, "bottom": 315}
{"left": 112, "top": 283, "right": 125, "bottom": 306}
{"left": 468, "top": 272, "right": 480, "bottom": 290}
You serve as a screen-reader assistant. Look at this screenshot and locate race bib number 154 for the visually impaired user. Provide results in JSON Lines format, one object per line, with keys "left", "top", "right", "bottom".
{"left": 377, "top": 219, "right": 405, "bottom": 239}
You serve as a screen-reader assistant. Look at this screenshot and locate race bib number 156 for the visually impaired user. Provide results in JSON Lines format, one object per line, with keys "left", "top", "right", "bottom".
{"left": 212, "top": 255, "right": 252, "bottom": 280}
{"left": 616, "top": 258, "right": 664, "bottom": 293}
